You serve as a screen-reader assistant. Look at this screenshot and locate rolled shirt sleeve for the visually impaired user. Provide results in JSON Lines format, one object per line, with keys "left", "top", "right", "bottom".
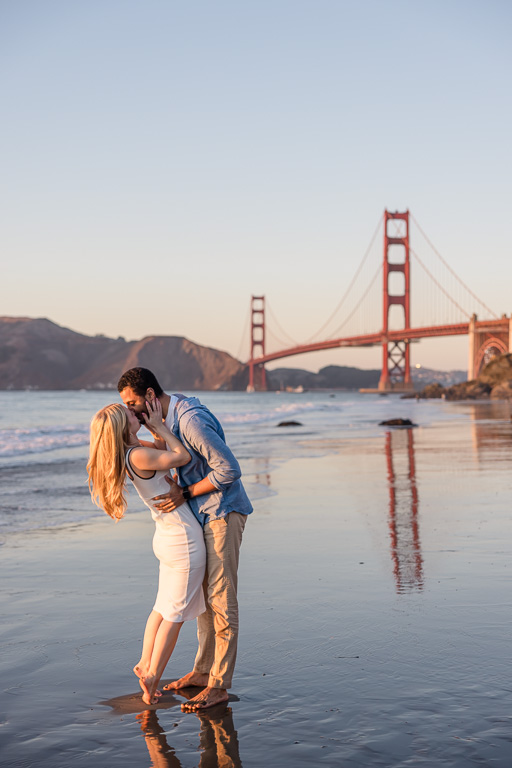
{"left": 182, "top": 412, "right": 242, "bottom": 491}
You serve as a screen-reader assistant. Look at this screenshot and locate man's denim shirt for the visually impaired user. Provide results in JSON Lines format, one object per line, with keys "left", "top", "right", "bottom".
{"left": 165, "top": 396, "right": 253, "bottom": 527}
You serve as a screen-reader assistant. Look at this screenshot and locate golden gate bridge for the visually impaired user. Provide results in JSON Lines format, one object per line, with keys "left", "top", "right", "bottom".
{"left": 245, "top": 210, "right": 510, "bottom": 392}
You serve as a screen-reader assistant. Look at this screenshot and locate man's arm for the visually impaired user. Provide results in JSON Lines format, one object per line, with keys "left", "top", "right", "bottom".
{"left": 186, "top": 412, "right": 242, "bottom": 490}
{"left": 152, "top": 411, "right": 241, "bottom": 512}
{"left": 152, "top": 474, "right": 217, "bottom": 512}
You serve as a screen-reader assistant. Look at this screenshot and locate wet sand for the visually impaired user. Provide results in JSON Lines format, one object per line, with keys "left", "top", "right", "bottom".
{"left": 2, "top": 409, "right": 512, "bottom": 766}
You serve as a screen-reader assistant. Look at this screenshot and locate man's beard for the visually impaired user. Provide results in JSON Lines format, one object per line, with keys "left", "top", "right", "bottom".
{"left": 135, "top": 409, "right": 148, "bottom": 424}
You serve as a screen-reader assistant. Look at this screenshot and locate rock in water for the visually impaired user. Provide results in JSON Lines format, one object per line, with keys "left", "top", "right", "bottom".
{"left": 277, "top": 420, "right": 303, "bottom": 427}
{"left": 379, "top": 418, "right": 417, "bottom": 427}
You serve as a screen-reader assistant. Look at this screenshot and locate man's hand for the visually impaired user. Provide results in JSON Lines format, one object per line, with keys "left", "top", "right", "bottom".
{"left": 152, "top": 475, "right": 185, "bottom": 513}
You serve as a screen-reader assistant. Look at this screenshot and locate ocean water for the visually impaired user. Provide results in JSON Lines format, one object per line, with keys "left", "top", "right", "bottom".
{"left": 0, "top": 389, "right": 510, "bottom": 542}
{"left": 0, "top": 389, "right": 462, "bottom": 540}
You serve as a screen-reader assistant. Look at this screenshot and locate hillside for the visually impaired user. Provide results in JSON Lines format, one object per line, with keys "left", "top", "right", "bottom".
{"left": 266, "top": 365, "right": 466, "bottom": 391}
{"left": 0, "top": 317, "right": 245, "bottom": 391}
{"left": 267, "top": 365, "right": 381, "bottom": 390}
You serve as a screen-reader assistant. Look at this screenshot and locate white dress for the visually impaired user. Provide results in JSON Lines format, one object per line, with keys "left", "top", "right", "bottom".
{"left": 126, "top": 447, "right": 206, "bottom": 623}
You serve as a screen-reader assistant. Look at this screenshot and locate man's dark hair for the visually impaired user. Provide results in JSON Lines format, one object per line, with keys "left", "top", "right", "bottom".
{"left": 117, "top": 367, "right": 164, "bottom": 397}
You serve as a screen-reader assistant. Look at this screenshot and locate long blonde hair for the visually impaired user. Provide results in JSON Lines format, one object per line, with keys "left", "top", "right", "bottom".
{"left": 87, "top": 403, "right": 132, "bottom": 521}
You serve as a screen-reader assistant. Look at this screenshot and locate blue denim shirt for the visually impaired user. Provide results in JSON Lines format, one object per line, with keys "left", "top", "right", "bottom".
{"left": 165, "top": 396, "right": 253, "bottom": 527}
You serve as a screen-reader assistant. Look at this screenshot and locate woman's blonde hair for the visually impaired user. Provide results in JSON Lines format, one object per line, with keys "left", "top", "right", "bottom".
{"left": 87, "top": 403, "right": 132, "bottom": 520}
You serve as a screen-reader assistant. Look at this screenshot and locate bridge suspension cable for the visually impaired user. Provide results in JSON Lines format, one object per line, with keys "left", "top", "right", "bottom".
{"left": 265, "top": 299, "right": 300, "bottom": 347}
{"left": 266, "top": 326, "right": 298, "bottom": 351}
{"left": 411, "top": 213, "right": 497, "bottom": 319}
{"left": 303, "top": 213, "right": 383, "bottom": 343}
{"left": 235, "top": 304, "right": 251, "bottom": 361}
{"left": 410, "top": 247, "right": 470, "bottom": 320}
{"left": 327, "top": 262, "right": 383, "bottom": 339}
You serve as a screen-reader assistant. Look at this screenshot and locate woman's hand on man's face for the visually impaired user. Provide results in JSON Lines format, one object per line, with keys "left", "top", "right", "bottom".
{"left": 142, "top": 398, "right": 164, "bottom": 433}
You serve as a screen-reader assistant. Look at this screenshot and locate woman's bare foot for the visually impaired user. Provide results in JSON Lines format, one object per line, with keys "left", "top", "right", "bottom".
{"left": 139, "top": 674, "right": 162, "bottom": 705}
{"left": 133, "top": 660, "right": 150, "bottom": 679}
{"left": 181, "top": 686, "right": 229, "bottom": 711}
{"left": 163, "top": 671, "right": 209, "bottom": 691}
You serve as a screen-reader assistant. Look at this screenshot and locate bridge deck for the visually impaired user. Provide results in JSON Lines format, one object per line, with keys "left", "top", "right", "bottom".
{"left": 249, "top": 319, "right": 509, "bottom": 366}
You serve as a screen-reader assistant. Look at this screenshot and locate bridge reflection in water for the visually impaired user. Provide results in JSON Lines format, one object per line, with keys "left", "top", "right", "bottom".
{"left": 383, "top": 404, "right": 512, "bottom": 594}
{"left": 384, "top": 429, "right": 423, "bottom": 594}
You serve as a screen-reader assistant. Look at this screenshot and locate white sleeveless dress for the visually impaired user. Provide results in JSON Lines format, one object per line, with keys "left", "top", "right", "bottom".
{"left": 126, "top": 447, "right": 206, "bottom": 623}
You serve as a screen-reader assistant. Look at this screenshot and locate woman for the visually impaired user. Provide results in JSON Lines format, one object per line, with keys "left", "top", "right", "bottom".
{"left": 87, "top": 398, "right": 206, "bottom": 705}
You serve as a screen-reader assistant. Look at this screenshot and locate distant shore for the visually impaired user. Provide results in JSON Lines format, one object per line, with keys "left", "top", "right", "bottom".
{"left": 0, "top": 315, "right": 466, "bottom": 393}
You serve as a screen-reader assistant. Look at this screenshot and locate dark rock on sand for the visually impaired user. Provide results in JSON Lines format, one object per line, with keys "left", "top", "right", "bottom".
{"left": 418, "top": 383, "right": 445, "bottom": 399}
{"left": 490, "top": 380, "right": 512, "bottom": 399}
{"left": 379, "top": 418, "right": 417, "bottom": 427}
{"left": 277, "top": 420, "right": 303, "bottom": 427}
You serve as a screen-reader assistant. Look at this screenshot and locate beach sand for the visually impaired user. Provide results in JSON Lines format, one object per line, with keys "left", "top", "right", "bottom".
{"left": 2, "top": 412, "right": 512, "bottom": 766}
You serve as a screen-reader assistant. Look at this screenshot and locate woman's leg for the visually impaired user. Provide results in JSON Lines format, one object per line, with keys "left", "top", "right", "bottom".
{"left": 134, "top": 610, "right": 163, "bottom": 679}
{"left": 140, "top": 620, "right": 184, "bottom": 705}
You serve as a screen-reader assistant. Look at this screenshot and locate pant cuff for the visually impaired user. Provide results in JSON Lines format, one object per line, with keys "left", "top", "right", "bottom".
{"left": 208, "top": 675, "right": 232, "bottom": 690}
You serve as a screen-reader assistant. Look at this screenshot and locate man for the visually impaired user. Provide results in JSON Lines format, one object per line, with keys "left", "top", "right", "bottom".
{"left": 118, "top": 367, "right": 252, "bottom": 711}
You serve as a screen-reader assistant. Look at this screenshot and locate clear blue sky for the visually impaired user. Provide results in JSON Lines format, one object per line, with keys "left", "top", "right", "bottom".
{"left": 1, "top": 0, "right": 511, "bottom": 372}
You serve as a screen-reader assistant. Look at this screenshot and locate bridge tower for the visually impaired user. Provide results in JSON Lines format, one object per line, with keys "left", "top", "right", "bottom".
{"left": 248, "top": 295, "right": 267, "bottom": 392}
{"left": 379, "top": 210, "right": 414, "bottom": 392}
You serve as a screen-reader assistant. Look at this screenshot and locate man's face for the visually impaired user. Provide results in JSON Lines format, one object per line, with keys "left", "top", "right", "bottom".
{"left": 119, "top": 386, "right": 151, "bottom": 424}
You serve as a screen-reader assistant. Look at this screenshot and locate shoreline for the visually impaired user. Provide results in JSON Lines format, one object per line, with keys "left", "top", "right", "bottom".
{"left": 2, "top": 405, "right": 512, "bottom": 765}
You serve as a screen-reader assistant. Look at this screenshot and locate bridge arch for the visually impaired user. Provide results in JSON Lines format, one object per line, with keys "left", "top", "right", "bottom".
{"left": 474, "top": 336, "right": 509, "bottom": 378}
{"left": 467, "top": 314, "right": 511, "bottom": 380}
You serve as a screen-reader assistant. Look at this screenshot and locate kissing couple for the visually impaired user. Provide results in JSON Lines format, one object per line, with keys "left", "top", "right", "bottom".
{"left": 87, "top": 367, "right": 252, "bottom": 709}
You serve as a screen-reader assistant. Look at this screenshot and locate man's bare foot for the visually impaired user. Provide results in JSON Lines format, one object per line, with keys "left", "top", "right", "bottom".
{"left": 163, "top": 671, "right": 209, "bottom": 691}
{"left": 181, "top": 686, "right": 229, "bottom": 711}
{"left": 139, "top": 674, "right": 162, "bottom": 705}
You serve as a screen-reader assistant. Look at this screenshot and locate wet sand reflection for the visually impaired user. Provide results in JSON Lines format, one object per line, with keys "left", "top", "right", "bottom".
{"left": 469, "top": 401, "right": 512, "bottom": 463}
{"left": 383, "top": 403, "right": 512, "bottom": 594}
{"left": 102, "top": 689, "right": 243, "bottom": 768}
{"left": 137, "top": 706, "right": 242, "bottom": 768}
{"left": 384, "top": 429, "right": 423, "bottom": 593}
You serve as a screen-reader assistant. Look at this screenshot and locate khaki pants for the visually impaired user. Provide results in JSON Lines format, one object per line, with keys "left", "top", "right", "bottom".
{"left": 193, "top": 511, "right": 246, "bottom": 689}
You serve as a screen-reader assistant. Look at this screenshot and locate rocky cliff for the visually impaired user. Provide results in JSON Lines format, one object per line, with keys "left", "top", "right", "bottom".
{"left": 0, "top": 317, "right": 245, "bottom": 390}
{"left": 411, "top": 353, "right": 512, "bottom": 400}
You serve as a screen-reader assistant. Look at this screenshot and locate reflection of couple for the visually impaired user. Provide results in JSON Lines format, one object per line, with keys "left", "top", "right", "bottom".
{"left": 87, "top": 367, "right": 252, "bottom": 710}
{"left": 137, "top": 707, "right": 242, "bottom": 768}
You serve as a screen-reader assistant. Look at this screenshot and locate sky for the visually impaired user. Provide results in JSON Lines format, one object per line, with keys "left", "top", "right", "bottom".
{"left": 1, "top": 0, "right": 511, "bottom": 373}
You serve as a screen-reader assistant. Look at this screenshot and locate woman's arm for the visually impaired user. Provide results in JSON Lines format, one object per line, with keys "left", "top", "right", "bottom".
{"left": 139, "top": 438, "right": 166, "bottom": 450}
{"left": 131, "top": 398, "right": 191, "bottom": 471}
{"left": 139, "top": 418, "right": 166, "bottom": 451}
{"left": 130, "top": 445, "right": 189, "bottom": 472}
